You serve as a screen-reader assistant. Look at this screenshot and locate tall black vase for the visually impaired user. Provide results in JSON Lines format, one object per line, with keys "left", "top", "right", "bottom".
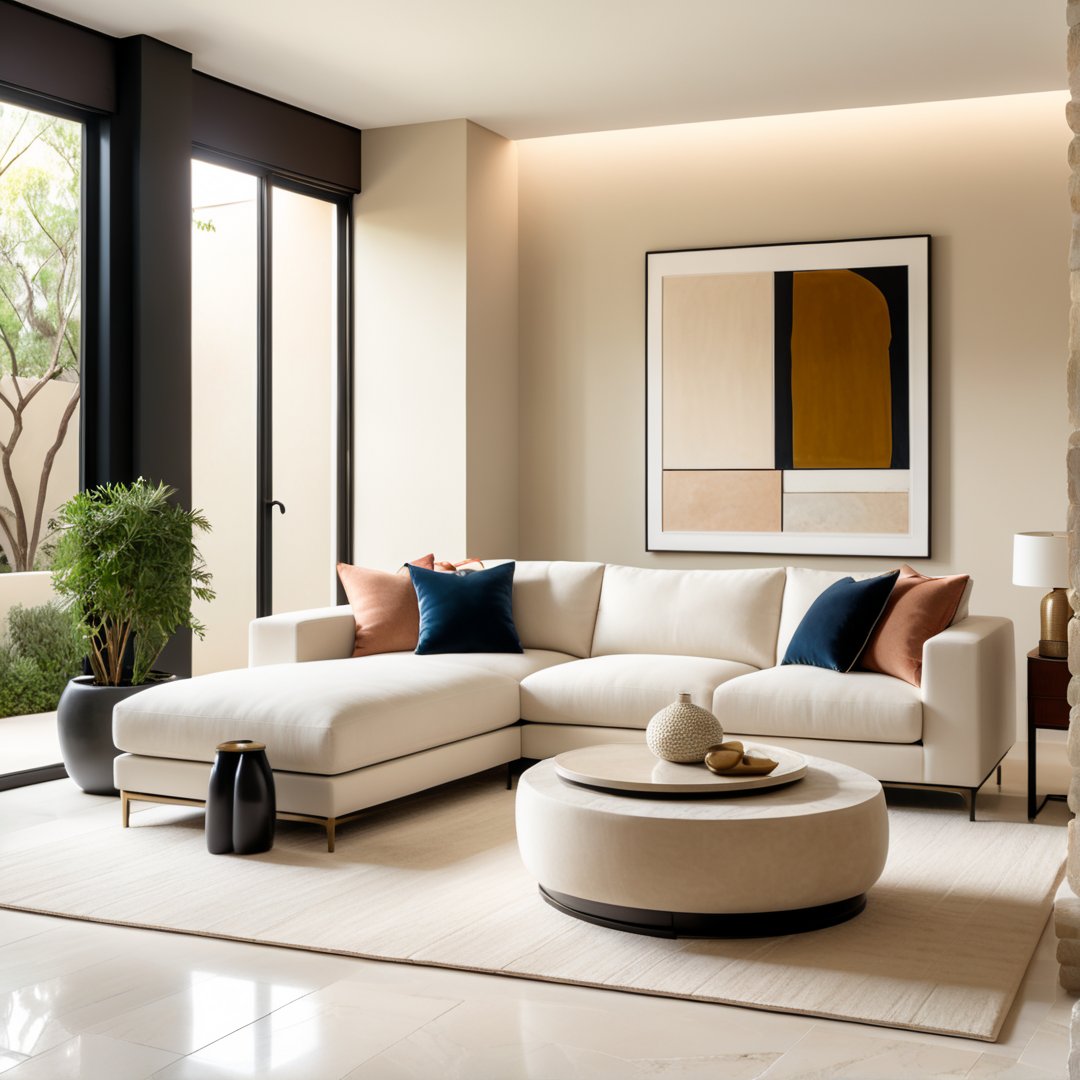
{"left": 205, "top": 740, "right": 276, "bottom": 855}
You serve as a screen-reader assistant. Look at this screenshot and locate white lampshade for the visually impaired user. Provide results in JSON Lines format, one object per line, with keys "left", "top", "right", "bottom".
{"left": 1012, "top": 531, "right": 1068, "bottom": 589}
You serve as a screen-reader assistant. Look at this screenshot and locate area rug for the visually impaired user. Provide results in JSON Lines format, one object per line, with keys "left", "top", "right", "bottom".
{"left": 0, "top": 773, "right": 1065, "bottom": 1042}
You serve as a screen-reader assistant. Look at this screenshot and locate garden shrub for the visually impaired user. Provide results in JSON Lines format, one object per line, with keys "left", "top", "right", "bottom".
{"left": 0, "top": 602, "right": 83, "bottom": 717}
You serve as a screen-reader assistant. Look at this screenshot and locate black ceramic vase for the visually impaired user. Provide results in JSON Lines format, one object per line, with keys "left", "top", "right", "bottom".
{"left": 56, "top": 675, "right": 170, "bottom": 796}
{"left": 206, "top": 741, "right": 276, "bottom": 855}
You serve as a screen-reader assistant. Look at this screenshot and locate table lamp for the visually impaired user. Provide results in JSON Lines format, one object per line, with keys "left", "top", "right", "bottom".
{"left": 1012, "top": 531, "right": 1070, "bottom": 659}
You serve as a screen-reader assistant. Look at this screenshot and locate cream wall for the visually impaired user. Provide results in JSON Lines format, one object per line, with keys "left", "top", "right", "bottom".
{"left": 354, "top": 119, "right": 517, "bottom": 569}
{"left": 466, "top": 123, "right": 519, "bottom": 558}
{"left": 516, "top": 91, "right": 1071, "bottom": 736}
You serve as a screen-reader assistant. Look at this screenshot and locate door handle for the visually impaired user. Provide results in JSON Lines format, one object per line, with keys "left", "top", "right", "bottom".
{"left": 268, "top": 500, "right": 286, "bottom": 515}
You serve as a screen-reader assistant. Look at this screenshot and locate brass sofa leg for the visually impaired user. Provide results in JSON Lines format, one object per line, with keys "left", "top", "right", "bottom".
{"left": 326, "top": 818, "right": 336, "bottom": 853}
{"left": 121, "top": 791, "right": 131, "bottom": 828}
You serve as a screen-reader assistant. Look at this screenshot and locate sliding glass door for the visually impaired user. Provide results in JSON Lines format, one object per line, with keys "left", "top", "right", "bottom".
{"left": 192, "top": 160, "right": 350, "bottom": 675}
{"left": 0, "top": 97, "right": 83, "bottom": 787}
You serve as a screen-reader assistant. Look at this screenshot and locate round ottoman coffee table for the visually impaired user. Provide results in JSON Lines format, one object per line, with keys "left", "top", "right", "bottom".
{"left": 515, "top": 746, "right": 888, "bottom": 938}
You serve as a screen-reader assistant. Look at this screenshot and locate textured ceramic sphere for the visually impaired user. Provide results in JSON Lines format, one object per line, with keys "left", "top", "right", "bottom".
{"left": 646, "top": 692, "right": 724, "bottom": 763}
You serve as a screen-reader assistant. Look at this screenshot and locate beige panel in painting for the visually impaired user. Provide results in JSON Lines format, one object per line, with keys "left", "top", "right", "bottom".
{"left": 663, "top": 273, "right": 774, "bottom": 469}
{"left": 783, "top": 492, "right": 909, "bottom": 534}
{"left": 783, "top": 470, "right": 910, "bottom": 493}
{"left": 664, "top": 471, "right": 781, "bottom": 532}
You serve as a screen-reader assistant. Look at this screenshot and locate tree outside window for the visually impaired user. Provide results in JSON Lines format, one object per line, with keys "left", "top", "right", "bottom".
{"left": 0, "top": 101, "right": 81, "bottom": 574}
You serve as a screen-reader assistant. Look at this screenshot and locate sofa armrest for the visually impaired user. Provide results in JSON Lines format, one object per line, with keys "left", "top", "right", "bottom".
{"left": 248, "top": 605, "right": 356, "bottom": 666}
{"left": 920, "top": 615, "right": 1015, "bottom": 788}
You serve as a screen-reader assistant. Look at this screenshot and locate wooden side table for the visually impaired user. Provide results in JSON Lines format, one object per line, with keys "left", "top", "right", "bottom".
{"left": 1028, "top": 648, "right": 1071, "bottom": 819}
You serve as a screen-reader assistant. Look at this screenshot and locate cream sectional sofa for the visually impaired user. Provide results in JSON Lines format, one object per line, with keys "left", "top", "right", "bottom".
{"left": 113, "top": 560, "right": 1015, "bottom": 849}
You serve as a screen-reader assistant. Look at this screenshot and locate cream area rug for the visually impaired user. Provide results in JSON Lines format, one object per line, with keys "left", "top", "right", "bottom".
{"left": 0, "top": 773, "right": 1065, "bottom": 1042}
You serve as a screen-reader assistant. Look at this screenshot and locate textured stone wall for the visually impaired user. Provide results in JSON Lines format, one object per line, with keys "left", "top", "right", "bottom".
{"left": 1061, "top": 11, "right": 1080, "bottom": 1059}
{"left": 1068, "top": 0, "right": 1080, "bottom": 817}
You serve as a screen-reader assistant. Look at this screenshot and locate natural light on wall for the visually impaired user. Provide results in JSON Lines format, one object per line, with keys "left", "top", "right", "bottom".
{"left": 191, "top": 159, "right": 258, "bottom": 675}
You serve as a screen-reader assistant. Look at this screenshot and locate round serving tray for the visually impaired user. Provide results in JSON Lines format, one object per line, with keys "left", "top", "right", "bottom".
{"left": 552, "top": 742, "right": 808, "bottom": 796}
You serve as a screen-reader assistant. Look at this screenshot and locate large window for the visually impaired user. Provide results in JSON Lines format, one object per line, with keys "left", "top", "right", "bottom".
{"left": 0, "top": 98, "right": 83, "bottom": 776}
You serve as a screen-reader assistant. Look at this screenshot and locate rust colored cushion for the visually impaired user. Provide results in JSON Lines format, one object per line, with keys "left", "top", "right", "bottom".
{"left": 337, "top": 554, "right": 435, "bottom": 657}
{"left": 859, "top": 564, "right": 970, "bottom": 686}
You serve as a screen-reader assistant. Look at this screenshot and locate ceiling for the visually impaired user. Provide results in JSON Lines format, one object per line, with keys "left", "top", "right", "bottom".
{"left": 22, "top": 0, "right": 1067, "bottom": 139}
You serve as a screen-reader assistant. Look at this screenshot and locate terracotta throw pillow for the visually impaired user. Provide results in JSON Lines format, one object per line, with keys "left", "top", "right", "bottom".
{"left": 337, "top": 554, "right": 435, "bottom": 657}
{"left": 859, "top": 565, "right": 970, "bottom": 686}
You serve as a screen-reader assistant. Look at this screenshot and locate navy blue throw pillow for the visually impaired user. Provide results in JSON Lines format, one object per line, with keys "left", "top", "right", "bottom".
{"left": 782, "top": 571, "right": 900, "bottom": 673}
{"left": 409, "top": 561, "right": 523, "bottom": 655}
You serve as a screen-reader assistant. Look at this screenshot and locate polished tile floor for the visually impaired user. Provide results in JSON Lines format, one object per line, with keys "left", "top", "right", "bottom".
{"left": 0, "top": 746, "right": 1072, "bottom": 1079}
{"left": 0, "top": 712, "right": 60, "bottom": 775}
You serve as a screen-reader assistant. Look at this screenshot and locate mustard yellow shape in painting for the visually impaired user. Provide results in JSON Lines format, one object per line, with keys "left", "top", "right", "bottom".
{"left": 791, "top": 270, "right": 892, "bottom": 469}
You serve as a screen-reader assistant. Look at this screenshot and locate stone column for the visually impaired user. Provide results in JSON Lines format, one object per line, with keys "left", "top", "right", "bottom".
{"left": 1062, "top": 7, "right": 1080, "bottom": 1075}
{"left": 1069, "top": 0, "right": 1080, "bottom": 857}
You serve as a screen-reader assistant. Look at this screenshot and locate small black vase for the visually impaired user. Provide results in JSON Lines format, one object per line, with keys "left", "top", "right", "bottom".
{"left": 205, "top": 741, "right": 276, "bottom": 855}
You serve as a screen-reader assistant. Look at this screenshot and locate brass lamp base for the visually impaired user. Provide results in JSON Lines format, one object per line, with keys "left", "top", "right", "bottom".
{"left": 1039, "top": 587, "right": 1070, "bottom": 659}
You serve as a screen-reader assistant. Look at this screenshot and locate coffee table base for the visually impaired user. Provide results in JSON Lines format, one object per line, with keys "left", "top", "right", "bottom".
{"left": 539, "top": 886, "right": 867, "bottom": 939}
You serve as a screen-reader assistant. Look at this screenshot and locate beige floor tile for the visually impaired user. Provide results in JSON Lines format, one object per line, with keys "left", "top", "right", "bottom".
{"left": 154, "top": 984, "right": 457, "bottom": 1080}
{"left": 87, "top": 974, "right": 314, "bottom": 1055}
{"left": 756, "top": 1027, "right": 982, "bottom": 1078}
{"left": 0, "top": 927, "right": 132, "bottom": 998}
{"left": 1017, "top": 996, "right": 1072, "bottom": 1074}
{"left": 0, "top": 1033, "right": 177, "bottom": 1079}
{"left": 0, "top": 956, "right": 220, "bottom": 1057}
{"left": 0, "top": 1048, "right": 29, "bottom": 1076}
{"left": 343, "top": 992, "right": 803, "bottom": 1080}
{"left": 0, "top": 713, "right": 61, "bottom": 775}
{"left": 966, "top": 1050, "right": 1065, "bottom": 1078}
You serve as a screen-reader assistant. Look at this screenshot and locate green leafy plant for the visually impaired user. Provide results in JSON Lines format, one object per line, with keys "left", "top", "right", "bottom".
{"left": 0, "top": 601, "right": 82, "bottom": 716}
{"left": 49, "top": 478, "right": 215, "bottom": 686}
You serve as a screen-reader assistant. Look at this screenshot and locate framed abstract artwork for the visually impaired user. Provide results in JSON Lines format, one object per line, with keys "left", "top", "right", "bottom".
{"left": 646, "top": 235, "right": 930, "bottom": 557}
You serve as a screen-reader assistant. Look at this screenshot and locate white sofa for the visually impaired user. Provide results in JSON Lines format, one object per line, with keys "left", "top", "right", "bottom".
{"left": 113, "top": 560, "right": 1015, "bottom": 849}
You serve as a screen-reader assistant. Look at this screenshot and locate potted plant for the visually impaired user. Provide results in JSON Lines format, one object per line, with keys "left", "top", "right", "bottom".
{"left": 50, "top": 478, "right": 214, "bottom": 794}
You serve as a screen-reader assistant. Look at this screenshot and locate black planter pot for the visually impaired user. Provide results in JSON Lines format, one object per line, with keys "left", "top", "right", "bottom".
{"left": 56, "top": 674, "right": 173, "bottom": 796}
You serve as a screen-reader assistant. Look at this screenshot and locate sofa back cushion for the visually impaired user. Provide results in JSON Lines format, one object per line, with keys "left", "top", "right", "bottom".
{"left": 492, "top": 560, "right": 605, "bottom": 658}
{"left": 590, "top": 564, "right": 786, "bottom": 669}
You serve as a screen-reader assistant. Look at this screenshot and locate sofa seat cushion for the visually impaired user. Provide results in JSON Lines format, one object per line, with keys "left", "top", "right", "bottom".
{"left": 713, "top": 665, "right": 922, "bottom": 744}
{"left": 113, "top": 655, "right": 521, "bottom": 775}
{"left": 520, "top": 654, "right": 756, "bottom": 729}
{"left": 414, "top": 648, "right": 576, "bottom": 680}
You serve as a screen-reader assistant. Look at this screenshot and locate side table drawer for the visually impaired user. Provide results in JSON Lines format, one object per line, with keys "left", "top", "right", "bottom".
{"left": 1028, "top": 656, "right": 1070, "bottom": 699}
{"left": 1031, "top": 696, "right": 1070, "bottom": 730}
